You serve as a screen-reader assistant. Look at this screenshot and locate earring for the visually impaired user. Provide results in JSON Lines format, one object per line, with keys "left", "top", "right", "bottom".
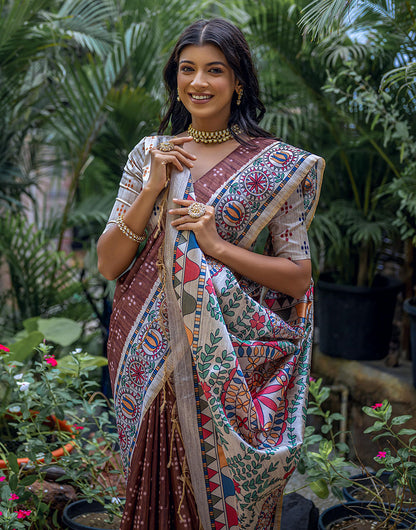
{"left": 236, "top": 87, "right": 243, "bottom": 106}
{"left": 177, "top": 90, "right": 180, "bottom": 102}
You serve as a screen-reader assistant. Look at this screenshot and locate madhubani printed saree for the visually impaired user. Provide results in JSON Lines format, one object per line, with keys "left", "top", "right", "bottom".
{"left": 106, "top": 136, "right": 324, "bottom": 529}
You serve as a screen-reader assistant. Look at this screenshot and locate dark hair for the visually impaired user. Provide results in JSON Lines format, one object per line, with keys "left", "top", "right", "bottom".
{"left": 158, "top": 18, "right": 274, "bottom": 143}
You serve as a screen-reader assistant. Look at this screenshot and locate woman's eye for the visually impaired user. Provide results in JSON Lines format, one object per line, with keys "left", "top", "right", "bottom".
{"left": 180, "top": 66, "right": 193, "bottom": 72}
{"left": 210, "top": 68, "right": 223, "bottom": 74}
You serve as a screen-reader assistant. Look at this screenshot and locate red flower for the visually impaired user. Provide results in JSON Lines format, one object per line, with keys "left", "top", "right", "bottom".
{"left": 0, "top": 476, "right": 5, "bottom": 482}
{"left": 371, "top": 403, "right": 383, "bottom": 409}
{"left": 0, "top": 344, "right": 10, "bottom": 353}
{"left": 249, "top": 312, "right": 266, "bottom": 331}
{"left": 73, "top": 424, "right": 84, "bottom": 430}
{"left": 376, "top": 451, "right": 387, "bottom": 459}
{"left": 205, "top": 278, "right": 215, "bottom": 295}
{"left": 44, "top": 354, "right": 58, "bottom": 367}
{"left": 16, "top": 510, "right": 31, "bottom": 519}
{"left": 9, "top": 494, "right": 19, "bottom": 501}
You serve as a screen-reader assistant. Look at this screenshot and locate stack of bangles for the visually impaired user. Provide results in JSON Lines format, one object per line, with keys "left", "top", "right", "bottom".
{"left": 116, "top": 215, "right": 147, "bottom": 243}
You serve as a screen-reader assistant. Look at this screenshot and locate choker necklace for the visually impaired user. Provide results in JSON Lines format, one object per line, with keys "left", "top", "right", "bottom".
{"left": 187, "top": 124, "right": 240, "bottom": 144}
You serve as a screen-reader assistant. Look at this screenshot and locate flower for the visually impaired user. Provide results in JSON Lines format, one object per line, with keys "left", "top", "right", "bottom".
{"left": 44, "top": 354, "right": 57, "bottom": 367}
{"left": 70, "top": 348, "right": 82, "bottom": 355}
{"left": 309, "top": 376, "right": 316, "bottom": 382}
{"left": 16, "top": 509, "right": 31, "bottom": 519}
{"left": 0, "top": 510, "right": 2, "bottom": 516}
{"left": 8, "top": 405, "right": 20, "bottom": 413}
{"left": 249, "top": 312, "right": 266, "bottom": 331}
{"left": 371, "top": 403, "right": 383, "bottom": 409}
{"left": 13, "top": 373, "right": 23, "bottom": 380}
{"left": 73, "top": 424, "right": 84, "bottom": 430}
{"left": 0, "top": 476, "right": 5, "bottom": 482}
{"left": 9, "top": 493, "right": 19, "bottom": 501}
{"left": 376, "top": 451, "right": 387, "bottom": 459}
{"left": 16, "top": 381, "right": 30, "bottom": 392}
{"left": 0, "top": 344, "right": 10, "bottom": 353}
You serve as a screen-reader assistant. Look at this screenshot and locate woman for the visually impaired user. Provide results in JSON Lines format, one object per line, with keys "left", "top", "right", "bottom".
{"left": 98, "top": 18, "right": 324, "bottom": 530}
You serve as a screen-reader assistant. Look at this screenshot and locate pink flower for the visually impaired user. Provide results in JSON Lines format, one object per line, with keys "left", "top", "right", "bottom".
{"left": 371, "top": 403, "right": 383, "bottom": 409}
{"left": 16, "top": 509, "right": 32, "bottom": 519}
{"left": 0, "top": 510, "right": 2, "bottom": 516}
{"left": 377, "top": 451, "right": 387, "bottom": 459}
{"left": 249, "top": 312, "right": 266, "bottom": 331}
{"left": 9, "top": 493, "right": 19, "bottom": 501}
{"left": 0, "top": 344, "right": 10, "bottom": 353}
{"left": 0, "top": 476, "right": 5, "bottom": 482}
{"left": 309, "top": 376, "right": 316, "bottom": 382}
{"left": 73, "top": 424, "right": 84, "bottom": 430}
{"left": 205, "top": 278, "right": 215, "bottom": 295}
{"left": 44, "top": 354, "right": 58, "bottom": 367}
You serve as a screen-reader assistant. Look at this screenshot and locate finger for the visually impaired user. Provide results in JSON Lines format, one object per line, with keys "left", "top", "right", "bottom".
{"left": 171, "top": 136, "right": 194, "bottom": 146}
{"left": 155, "top": 154, "right": 184, "bottom": 172}
{"left": 172, "top": 198, "right": 194, "bottom": 206}
{"left": 168, "top": 207, "right": 191, "bottom": 216}
{"left": 171, "top": 145, "right": 197, "bottom": 160}
{"left": 154, "top": 151, "right": 194, "bottom": 168}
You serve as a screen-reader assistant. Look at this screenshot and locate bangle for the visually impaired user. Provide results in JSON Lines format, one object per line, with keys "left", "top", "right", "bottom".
{"left": 116, "top": 215, "right": 146, "bottom": 243}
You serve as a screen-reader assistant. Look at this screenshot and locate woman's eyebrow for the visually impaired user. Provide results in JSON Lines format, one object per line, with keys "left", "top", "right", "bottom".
{"left": 179, "top": 60, "right": 227, "bottom": 67}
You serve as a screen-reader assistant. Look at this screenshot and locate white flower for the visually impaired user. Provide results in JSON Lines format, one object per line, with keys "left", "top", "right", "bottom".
{"left": 14, "top": 373, "right": 23, "bottom": 380}
{"left": 111, "top": 497, "right": 121, "bottom": 505}
{"left": 9, "top": 405, "right": 21, "bottom": 413}
{"left": 70, "top": 348, "right": 82, "bottom": 355}
{"left": 17, "top": 381, "right": 30, "bottom": 392}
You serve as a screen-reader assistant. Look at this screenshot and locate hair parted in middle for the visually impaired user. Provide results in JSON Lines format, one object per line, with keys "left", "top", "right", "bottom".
{"left": 158, "top": 18, "right": 274, "bottom": 144}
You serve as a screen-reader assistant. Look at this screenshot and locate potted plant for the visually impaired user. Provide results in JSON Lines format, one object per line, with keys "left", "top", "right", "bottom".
{"left": 297, "top": 379, "right": 416, "bottom": 528}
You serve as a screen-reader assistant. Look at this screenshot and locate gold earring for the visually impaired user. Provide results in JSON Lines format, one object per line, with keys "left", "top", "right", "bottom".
{"left": 177, "top": 90, "right": 180, "bottom": 102}
{"left": 236, "top": 87, "right": 243, "bottom": 106}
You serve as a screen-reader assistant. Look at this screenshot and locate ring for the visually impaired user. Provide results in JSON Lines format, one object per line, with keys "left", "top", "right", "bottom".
{"left": 159, "top": 141, "right": 175, "bottom": 152}
{"left": 188, "top": 202, "right": 206, "bottom": 219}
{"left": 161, "top": 161, "right": 167, "bottom": 165}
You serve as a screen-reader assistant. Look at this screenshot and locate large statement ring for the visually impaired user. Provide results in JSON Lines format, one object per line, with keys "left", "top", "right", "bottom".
{"left": 159, "top": 141, "right": 175, "bottom": 152}
{"left": 188, "top": 202, "right": 206, "bottom": 219}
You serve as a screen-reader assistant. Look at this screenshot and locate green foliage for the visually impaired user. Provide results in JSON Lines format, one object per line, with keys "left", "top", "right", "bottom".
{"left": 297, "top": 379, "right": 416, "bottom": 517}
{"left": 0, "top": 342, "right": 118, "bottom": 529}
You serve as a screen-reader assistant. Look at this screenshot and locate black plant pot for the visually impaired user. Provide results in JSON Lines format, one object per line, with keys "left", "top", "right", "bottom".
{"left": 62, "top": 500, "right": 121, "bottom": 530}
{"left": 317, "top": 274, "right": 402, "bottom": 360}
{"left": 404, "top": 298, "right": 416, "bottom": 388}
{"left": 319, "top": 501, "right": 416, "bottom": 530}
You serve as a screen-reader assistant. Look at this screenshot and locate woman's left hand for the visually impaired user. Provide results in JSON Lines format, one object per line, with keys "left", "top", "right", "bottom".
{"left": 169, "top": 199, "right": 223, "bottom": 257}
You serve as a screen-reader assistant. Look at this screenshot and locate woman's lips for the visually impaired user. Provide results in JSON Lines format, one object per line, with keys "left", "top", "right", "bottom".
{"left": 189, "top": 93, "right": 213, "bottom": 103}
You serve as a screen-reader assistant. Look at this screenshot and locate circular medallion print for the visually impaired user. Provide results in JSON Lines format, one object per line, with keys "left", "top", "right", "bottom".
{"left": 241, "top": 170, "right": 273, "bottom": 200}
{"left": 268, "top": 150, "right": 295, "bottom": 170}
{"left": 217, "top": 195, "right": 250, "bottom": 230}
{"left": 120, "top": 392, "right": 138, "bottom": 420}
{"left": 137, "top": 325, "right": 166, "bottom": 360}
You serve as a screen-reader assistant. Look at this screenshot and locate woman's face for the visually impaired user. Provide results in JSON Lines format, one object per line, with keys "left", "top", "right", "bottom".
{"left": 177, "top": 44, "right": 240, "bottom": 129}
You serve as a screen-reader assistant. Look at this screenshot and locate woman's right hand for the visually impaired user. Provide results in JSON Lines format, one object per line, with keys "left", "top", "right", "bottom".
{"left": 145, "top": 136, "right": 196, "bottom": 194}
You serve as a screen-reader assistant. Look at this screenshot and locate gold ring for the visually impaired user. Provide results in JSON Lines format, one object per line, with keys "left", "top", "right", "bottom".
{"left": 159, "top": 141, "right": 175, "bottom": 152}
{"left": 188, "top": 202, "right": 206, "bottom": 219}
{"left": 161, "top": 161, "right": 167, "bottom": 165}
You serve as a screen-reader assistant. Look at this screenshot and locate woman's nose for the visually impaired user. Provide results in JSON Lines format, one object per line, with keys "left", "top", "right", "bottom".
{"left": 190, "top": 71, "right": 208, "bottom": 89}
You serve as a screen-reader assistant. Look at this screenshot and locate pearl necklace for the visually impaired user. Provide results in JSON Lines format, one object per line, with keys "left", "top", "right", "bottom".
{"left": 187, "top": 124, "right": 240, "bottom": 144}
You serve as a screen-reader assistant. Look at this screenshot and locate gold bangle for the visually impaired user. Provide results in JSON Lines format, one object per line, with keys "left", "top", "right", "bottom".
{"left": 116, "top": 215, "right": 146, "bottom": 243}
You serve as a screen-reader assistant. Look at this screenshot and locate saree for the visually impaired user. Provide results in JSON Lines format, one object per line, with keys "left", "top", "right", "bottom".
{"left": 106, "top": 136, "right": 324, "bottom": 529}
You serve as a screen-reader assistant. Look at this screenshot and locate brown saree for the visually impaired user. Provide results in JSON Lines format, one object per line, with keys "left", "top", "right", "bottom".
{"left": 106, "top": 136, "right": 324, "bottom": 529}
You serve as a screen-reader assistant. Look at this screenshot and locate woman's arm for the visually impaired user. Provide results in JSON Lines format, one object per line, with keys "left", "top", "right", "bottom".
{"left": 169, "top": 198, "right": 311, "bottom": 299}
{"left": 97, "top": 137, "right": 195, "bottom": 280}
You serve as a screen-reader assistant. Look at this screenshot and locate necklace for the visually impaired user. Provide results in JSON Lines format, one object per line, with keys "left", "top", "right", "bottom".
{"left": 187, "top": 124, "right": 240, "bottom": 144}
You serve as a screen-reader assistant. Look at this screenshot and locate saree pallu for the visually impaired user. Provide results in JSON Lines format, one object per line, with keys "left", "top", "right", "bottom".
{"left": 107, "top": 137, "right": 324, "bottom": 529}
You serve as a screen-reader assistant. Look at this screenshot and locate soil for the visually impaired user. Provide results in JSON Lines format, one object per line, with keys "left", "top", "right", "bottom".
{"left": 329, "top": 519, "right": 398, "bottom": 530}
{"left": 73, "top": 511, "right": 122, "bottom": 529}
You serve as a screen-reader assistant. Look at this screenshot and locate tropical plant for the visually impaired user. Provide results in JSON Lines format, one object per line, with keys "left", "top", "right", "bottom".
{"left": 244, "top": 0, "right": 414, "bottom": 286}
{"left": 296, "top": 0, "right": 416, "bottom": 285}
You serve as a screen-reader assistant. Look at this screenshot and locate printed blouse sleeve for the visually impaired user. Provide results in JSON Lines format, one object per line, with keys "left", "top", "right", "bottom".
{"left": 268, "top": 184, "right": 310, "bottom": 260}
{"left": 103, "top": 139, "right": 146, "bottom": 233}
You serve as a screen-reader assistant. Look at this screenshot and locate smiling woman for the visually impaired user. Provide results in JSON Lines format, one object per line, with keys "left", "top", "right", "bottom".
{"left": 97, "top": 17, "right": 325, "bottom": 530}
